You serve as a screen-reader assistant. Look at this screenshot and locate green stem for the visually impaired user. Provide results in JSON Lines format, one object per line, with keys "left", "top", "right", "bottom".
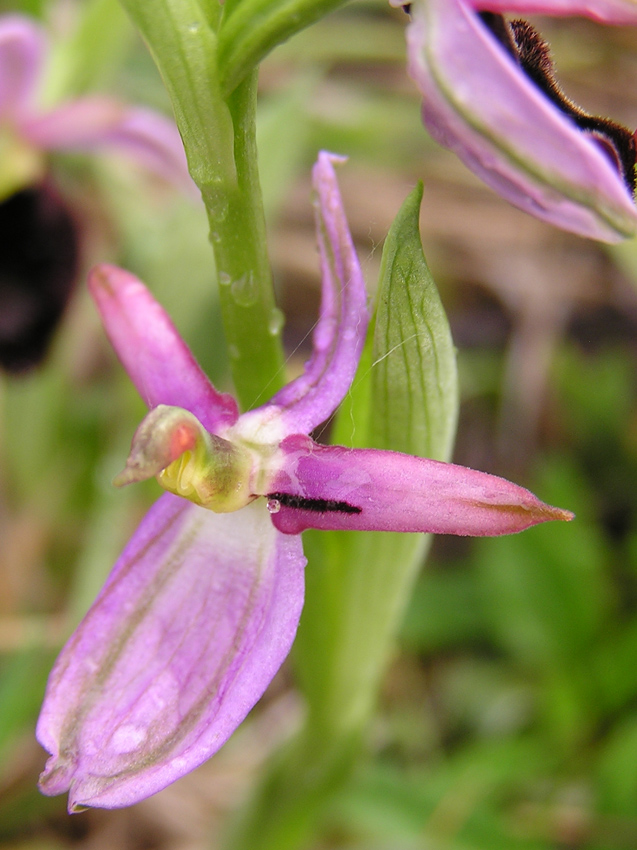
{"left": 119, "top": 0, "right": 284, "bottom": 408}
{"left": 213, "top": 72, "right": 285, "bottom": 410}
{"left": 224, "top": 723, "right": 363, "bottom": 850}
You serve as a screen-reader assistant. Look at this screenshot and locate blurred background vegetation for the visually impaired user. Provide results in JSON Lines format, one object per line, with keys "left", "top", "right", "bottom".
{"left": 1, "top": 0, "right": 637, "bottom": 847}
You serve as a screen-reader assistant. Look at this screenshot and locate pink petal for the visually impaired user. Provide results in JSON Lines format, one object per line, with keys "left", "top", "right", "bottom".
{"left": 0, "top": 15, "right": 45, "bottom": 120}
{"left": 406, "top": 0, "right": 637, "bottom": 241}
{"left": 89, "top": 265, "right": 239, "bottom": 433}
{"left": 473, "top": 0, "right": 637, "bottom": 24}
{"left": 37, "top": 494, "right": 306, "bottom": 810}
{"left": 265, "top": 151, "right": 369, "bottom": 434}
{"left": 267, "top": 435, "right": 573, "bottom": 536}
{"left": 21, "top": 100, "right": 195, "bottom": 193}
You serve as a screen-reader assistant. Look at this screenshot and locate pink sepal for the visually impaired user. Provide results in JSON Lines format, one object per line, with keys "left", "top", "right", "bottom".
{"left": 89, "top": 265, "right": 238, "bottom": 432}
{"left": 406, "top": 0, "right": 637, "bottom": 241}
{"left": 0, "top": 15, "right": 44, "bottom": 121}
{"left": 266, "top": 151, "right": 369, "bottom": 434}
{"left": 268, "top": 435, "right": 573, "bottom": 536}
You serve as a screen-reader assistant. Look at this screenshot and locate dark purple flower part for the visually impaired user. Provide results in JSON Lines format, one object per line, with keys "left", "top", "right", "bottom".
{"left": 400, "top": 0, "right": 637, "bottom": 241}
{"left": 0, "top": 183, "right": 78, "bottom": 371}
{"left": 36, "top": 153, "right": 572, "bottom": 811}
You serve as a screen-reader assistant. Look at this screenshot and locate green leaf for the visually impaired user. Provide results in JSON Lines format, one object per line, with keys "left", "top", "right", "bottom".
{"left": 216, "top": 0, "right": 351, "bottom": 96}
{"left": 300, "top": 181, "right": 458, "bottom": 724}
{"left": 369, "top": 180, "right": 458, "bottom": 462}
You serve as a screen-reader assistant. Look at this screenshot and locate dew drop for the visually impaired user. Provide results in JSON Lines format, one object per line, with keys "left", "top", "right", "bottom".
{"left": 267, "top": 498, "right": 281, "bottom": 514}
{"left": 231, "top": 272, "right": 258, "bottom": 307}
{"left": 268, "top": 307, "right": 285, "bottom": 336}
{"left": 205, "top": 186, "right": 229, "bottom": 221}
{"left": 187, "top": 21, "right": 201, "bottom": 33}
{"left": 218, "top": 271, "right": 231, "bottom": 286}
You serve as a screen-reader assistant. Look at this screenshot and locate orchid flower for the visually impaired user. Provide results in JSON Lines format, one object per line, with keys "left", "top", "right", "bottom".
{"left": 399, "top": 0, "right": 637, "bottom": 241}
{"left": 0, "top": 14, "right": 192, "bottom": 199}
{"left": 36, "top": 152, "right": 572, "bottom": 812}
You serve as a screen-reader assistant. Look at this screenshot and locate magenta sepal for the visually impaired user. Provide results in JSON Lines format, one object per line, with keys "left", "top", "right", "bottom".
{"left": 268, "top": 435, "right": 574, "bottom": 535}
{"left": 405, "top": 0, "right": 637, "bottom": 241}
{"left": 89, "top": 265, "right": 239, "bottom": 433}
{"left": 37, "top": 494, "right": 305, "bottom": 810}
{"left": 258, "top": 152, "right": 369, "bottom": 438}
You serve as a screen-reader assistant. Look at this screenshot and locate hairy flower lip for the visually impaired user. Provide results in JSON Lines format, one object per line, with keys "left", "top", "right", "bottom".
{"left": 404, "top": 0, "right": 637, "bottom": 241}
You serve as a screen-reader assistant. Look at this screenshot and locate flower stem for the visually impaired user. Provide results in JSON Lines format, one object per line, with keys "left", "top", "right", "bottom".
{"left": 214, "top": 71, "right": 285, "bottom": 410}
{"left": 119, "top": 0, "right": 284, "bottom": 409}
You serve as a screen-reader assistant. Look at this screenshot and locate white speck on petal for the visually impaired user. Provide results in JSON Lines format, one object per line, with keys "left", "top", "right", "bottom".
{"left": 111, "top": 724, "right": 148, "bottom": 754}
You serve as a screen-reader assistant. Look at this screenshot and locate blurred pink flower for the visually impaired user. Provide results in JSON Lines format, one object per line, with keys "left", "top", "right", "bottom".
{"left": 0, "top": 14, "right": 192, "bottom": 195}
{"left": 400, "top": 0, "right": 637, "bottom": 241}
{"left": 36, "top": 152, "right": 572, "bottom": 811}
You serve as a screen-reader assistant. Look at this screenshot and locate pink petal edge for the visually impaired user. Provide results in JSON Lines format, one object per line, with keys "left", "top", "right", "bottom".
{"left": 0, "top": 15, "right": 45, "bottom": 121}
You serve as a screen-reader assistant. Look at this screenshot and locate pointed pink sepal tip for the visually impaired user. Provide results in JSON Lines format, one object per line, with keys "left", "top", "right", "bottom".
{"left": 267, "top": 437, "right": 574, "bottom": 536}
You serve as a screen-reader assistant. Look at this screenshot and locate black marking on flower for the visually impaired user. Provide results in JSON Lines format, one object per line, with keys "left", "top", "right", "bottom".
{"left": 267, "top": 492, "right": 362, "bottom": 515}
{"left": 479, "top": 12, "right": 637, "bottom": 192}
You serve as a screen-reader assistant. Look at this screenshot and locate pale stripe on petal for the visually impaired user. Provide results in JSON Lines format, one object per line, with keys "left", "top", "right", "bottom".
{"left": 37, "top": 495, "right": 306, "bottom": 810}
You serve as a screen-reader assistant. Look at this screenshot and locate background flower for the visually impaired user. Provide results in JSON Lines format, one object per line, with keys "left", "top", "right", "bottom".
{"left": 0, "top": 14, "right": 193, "bottom": 372}
{"left": 402, "top": 0, "right": 637, "bottom": 240}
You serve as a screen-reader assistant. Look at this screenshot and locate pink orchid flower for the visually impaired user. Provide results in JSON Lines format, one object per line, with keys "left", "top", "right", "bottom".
{"left": 399, "top": 0, "right": 637, "bottom": 241}
{"left": 36, "top": 152, "right": 572, "bottom": 812}
{"left": 0, "top": 14, "right": 192, "bottom": 198}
